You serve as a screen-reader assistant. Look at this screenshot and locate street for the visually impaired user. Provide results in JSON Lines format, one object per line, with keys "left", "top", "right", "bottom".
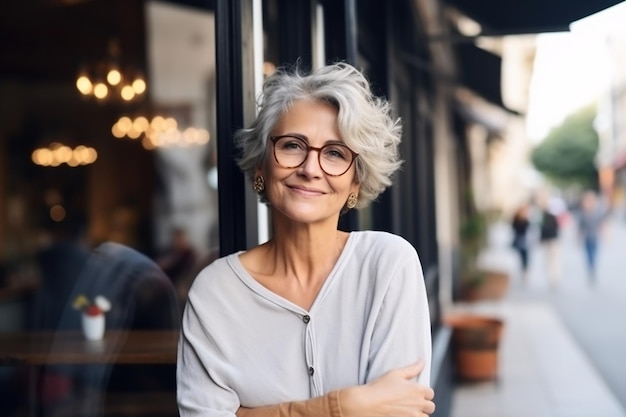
{"left": 514, "top": 208, "right": 626, "bottom": 409}
{"left": 450, "top": 206, "right": 626, "bottom": 417}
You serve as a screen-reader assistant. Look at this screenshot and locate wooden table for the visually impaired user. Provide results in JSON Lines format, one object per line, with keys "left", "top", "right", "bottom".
{"left": 1, "top": 330, "right": 180, "bottom": 417}
{"left": 0, "top": 330, "right": 179, "bottom": 365}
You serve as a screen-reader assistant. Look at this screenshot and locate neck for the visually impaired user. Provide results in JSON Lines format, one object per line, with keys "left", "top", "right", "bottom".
{"left": 264, "top": 214, "right": 348, "bottom": 287}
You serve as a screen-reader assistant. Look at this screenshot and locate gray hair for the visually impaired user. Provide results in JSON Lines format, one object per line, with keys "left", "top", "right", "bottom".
{"left": 234, "top": 62, "right": 402, "bottom": 208}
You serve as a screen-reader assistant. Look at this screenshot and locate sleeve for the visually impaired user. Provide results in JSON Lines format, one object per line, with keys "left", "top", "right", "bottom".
{"left": 365, "top": 244, "right": 432, "bottom": 387}
{"left": 237, "top": 391, "right": 343, "bottom": 417}
{"left": 177, "top": 295, "right": 240, "bottom": 417}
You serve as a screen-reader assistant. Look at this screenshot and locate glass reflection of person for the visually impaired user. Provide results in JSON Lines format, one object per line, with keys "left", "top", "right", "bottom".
{"left": 177, "top": 63, "right": 435, "bottom": 417}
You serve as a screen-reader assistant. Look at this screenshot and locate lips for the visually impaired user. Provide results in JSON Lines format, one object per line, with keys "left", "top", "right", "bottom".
{"left": 287, "top": 184, "right": 326, "bottom": 196}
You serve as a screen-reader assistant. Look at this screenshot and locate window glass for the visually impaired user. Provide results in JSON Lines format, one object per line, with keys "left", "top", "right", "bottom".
{"left": 0, "top": 2, "right": 217, "bottom": 415}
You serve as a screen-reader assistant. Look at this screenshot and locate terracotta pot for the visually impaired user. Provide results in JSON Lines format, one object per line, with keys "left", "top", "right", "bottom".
{"left": 443, "top": 314, "right": 504, "bottom": 381}
{"left": 461, "top": 270, "right": 509, "bottom": 301}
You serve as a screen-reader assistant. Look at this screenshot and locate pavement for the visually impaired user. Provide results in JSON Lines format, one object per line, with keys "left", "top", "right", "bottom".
{"left": 448, "top": 208, "right": 626, "bottom": 417}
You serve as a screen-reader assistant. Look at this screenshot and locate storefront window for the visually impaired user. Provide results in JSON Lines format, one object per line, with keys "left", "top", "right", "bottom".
{"left": 0, "top": 1, "right": 217, "bottom": 415}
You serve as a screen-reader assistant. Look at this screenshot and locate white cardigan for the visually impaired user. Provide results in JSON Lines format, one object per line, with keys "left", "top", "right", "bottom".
{"left": 177, "top": 230, "right": 432, "bottom": 416}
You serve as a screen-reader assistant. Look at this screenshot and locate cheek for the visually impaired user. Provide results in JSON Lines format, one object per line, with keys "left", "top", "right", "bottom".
{"left": 261, "top": 168, "right": 286, "bottom": 199}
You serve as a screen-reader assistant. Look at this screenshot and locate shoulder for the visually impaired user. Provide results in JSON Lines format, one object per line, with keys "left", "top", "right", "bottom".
{"left": 351, "top": 229, "right": 412, "bottom": 245}
{"left": 349, "top": 230, "right": 420, "bottom": 263}
{"left": 187, "top": 253, "right": 241, "bottom": 295}
{"left": 196, "top": 253, "right": 235, "bottom": 274}
{"left": 346, "top": 232, "right": 425, "bottom": 295}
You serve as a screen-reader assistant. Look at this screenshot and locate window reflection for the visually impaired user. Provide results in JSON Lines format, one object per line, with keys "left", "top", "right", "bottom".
{"left": 0, "top": 1, "right": 217, "bottom": 416}
{"left": 146, "top": 1, "right": 219, "bottom": 300}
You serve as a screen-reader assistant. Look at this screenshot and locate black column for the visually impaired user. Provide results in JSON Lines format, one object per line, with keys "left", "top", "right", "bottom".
{"left": 278, "top": 0, "right": 313, "bottom": 68}
{"left": 321, "top": 0, "right": 357, "bottom": 65}
{"left": 215, "top": 0, "right": 247, "bottom": 256}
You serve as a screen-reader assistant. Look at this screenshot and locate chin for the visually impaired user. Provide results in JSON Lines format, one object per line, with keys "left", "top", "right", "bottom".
{"left": 276, "top": 204, "right": 339, "bottom": 225}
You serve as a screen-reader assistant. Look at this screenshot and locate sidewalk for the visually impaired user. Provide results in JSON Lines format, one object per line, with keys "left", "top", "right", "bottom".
{"left": 448, "top": 217, "right": 626, "bottom": 417}
{"left": 449, "top": 300, "right": 626, "bottom": 417}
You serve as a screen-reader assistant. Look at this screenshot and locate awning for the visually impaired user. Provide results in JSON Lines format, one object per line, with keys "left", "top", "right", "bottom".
{"left": 445, "top": 0, "right": 625, "bottom": 35}
{"left": 456, "top": 43, "right": 504, "bottom": 109}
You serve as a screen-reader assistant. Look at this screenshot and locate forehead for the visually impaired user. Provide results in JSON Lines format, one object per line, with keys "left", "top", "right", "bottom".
{"left": 274, "top": 99, "right": 340, "bottom": 135}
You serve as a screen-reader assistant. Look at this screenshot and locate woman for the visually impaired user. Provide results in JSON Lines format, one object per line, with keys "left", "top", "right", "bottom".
{"left": 177, "top": 63, "right": 435, "bottom": 417}
{"left": 511, "top": 204, "right": 531, "bottom": 280}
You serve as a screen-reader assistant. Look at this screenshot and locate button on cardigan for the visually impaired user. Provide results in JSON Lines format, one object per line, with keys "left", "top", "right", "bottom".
{"left": 177, "top": 230, "right": 432, "bottom": 417}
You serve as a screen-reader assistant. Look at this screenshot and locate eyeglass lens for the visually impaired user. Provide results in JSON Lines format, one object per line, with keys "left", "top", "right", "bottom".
{"left": 273, "top": 136, "right": 355, "bottom": 176}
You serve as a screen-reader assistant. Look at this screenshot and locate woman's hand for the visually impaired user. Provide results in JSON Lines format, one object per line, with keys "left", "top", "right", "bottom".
{"left": 339, "top": 360, "right": 435, "bottom": 417}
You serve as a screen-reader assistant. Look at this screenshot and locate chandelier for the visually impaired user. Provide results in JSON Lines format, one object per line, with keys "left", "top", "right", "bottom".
{"left": 32, "top": 142, "right": 98, "bottom": 167}
{"left": 75, "top": 40, "right": 146, "bottom": 103}
{"left": 111, "top": 115, "right": 210, "bottom": 150}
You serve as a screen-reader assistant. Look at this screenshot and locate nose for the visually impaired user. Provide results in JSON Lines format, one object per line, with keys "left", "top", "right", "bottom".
{"left": 298, "top": 148, "right": 323, "bottom": 176}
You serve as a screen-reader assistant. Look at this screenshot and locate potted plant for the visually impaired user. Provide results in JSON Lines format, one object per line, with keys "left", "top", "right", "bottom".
{"left": 73, "top": 294, "right": 112, "bottom": 340}
{"left": 444, "top": 202, "right": 507, "bottom": 381}
{"left": 458, "top": 209, "right": 509, "bottom": 301}
{"left": 443, "top": 313, "right": 504, "bottom": 381}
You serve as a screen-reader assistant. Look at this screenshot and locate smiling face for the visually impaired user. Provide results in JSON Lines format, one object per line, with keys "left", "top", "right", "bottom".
{"left": 258, "top": 99, "right": 360, "bottom": 227}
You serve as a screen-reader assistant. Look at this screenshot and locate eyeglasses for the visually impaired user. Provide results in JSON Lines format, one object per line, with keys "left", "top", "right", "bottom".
{"left": 270, "top": 134, "right": 358, "bottom": 177}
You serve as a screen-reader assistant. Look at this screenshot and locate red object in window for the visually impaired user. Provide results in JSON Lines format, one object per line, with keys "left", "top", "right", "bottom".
{"left": 85, "top": 304, "right": 102, "bottom": 316}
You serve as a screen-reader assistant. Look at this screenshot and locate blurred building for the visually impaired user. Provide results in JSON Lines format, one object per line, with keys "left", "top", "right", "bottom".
{"left": 596, "top": 23, "right": 626, "bottom": 207}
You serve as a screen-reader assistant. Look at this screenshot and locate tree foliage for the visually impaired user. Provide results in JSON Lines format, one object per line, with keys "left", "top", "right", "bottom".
{"left": 531, "top": 104, "right": 599, "bottom": 188}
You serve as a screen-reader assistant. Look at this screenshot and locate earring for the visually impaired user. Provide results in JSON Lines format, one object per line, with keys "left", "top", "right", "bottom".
{"left": 253, "top": 175, "right": 265, "bottom": 193}
{"left": 346, "top": 193, "right": 358, "bottom": 209}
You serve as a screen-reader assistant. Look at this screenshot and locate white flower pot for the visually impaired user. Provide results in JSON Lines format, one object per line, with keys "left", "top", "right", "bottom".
{"left": 82, "top": 313, "right": 105, "bottom": 340}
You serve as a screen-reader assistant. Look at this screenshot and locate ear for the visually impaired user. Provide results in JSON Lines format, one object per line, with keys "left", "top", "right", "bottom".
{"left": 351, "top": 181, "right": 360, "bottom": 196}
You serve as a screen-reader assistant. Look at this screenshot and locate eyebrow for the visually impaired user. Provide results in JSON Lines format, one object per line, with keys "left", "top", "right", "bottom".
{"left": 279, "top": 133, "right": 346, "bottom": 146}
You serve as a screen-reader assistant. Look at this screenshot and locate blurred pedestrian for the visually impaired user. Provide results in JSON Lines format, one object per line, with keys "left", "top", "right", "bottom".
{"left": 511, "top": 204, "right": 531, "bottom": 281}
{"left": 577, "top": 190, "right": 609, "bottom": 283}
{"left": 537, "top": 194, "right": 561, "bottom": 289}
{"left": 156, "top": 227, "right": 196, "bottom": 286}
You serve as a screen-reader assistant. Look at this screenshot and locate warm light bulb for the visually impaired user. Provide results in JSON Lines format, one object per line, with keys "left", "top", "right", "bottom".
{"left": 107, "top": 69, "right": 122, "bottom": 86}
{"left": 111, "top": 124, "right": 125, "bottom": 138}
{"left": 182, "top": 127, "right": 196, "bottom": 145}
{"left": 121, "top": 85, "right": 135, "bottom": 101}
{"left": 132, "top": 78, "right": 146, "bottom": 94}
{"left": 54, "top": 145, "right": 72, "bottom": 163}
{"left": 85, "top": 147, "right": 98, "bottom": 164}
{"left": 74, "top": 145, "right": 89, "bottom": 163}
{"left": 94, "top": 83, "right": 108, "bottom": 99}
{"left": 39, "top": 149, "right": 53, "bottom": 166}
{"left": 197, "top": 129, "right": 210, "bottom": 145}
{"left": 117, "top": 116, "right": 133, "bottom": 133}
{"left": 142, "top": 136, "right": 156, "bottom": 150}
{"left": 151, "top": 116, "right": 165, "bottom": 131}
{"left": 67, "top": 155, "right": 80, "bottom": 167}
{"left": 76, "top": 76, "right": 93, "bottom": 95}
{"left": 133, "top": 116, "right": 150, "bottom": 132}
{"left": 148, "top": 132, "right": 164, "bottom": 148}
{"left": 127, "top": 127, "right": 141, "bottom": 139}
{"left": 163, "top": 117, "right": 177, "bottom": 133}
{"left": 32, "top": 149, "right": 48, "bottom": 166}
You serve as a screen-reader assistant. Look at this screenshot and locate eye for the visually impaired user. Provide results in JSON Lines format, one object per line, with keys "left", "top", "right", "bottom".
{"left": 322, "top": 144, "right": 350, "bottom": 160}
{"left": 277, "top": 136, "right": 306, "bottom": 152}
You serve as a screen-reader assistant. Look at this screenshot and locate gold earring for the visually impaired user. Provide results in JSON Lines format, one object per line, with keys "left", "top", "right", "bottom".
{"left": 253, "top": 175, "right": 265, "bottom": 193}
{"left": 346, "top": 193, "right": 358, "bottom": 209}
